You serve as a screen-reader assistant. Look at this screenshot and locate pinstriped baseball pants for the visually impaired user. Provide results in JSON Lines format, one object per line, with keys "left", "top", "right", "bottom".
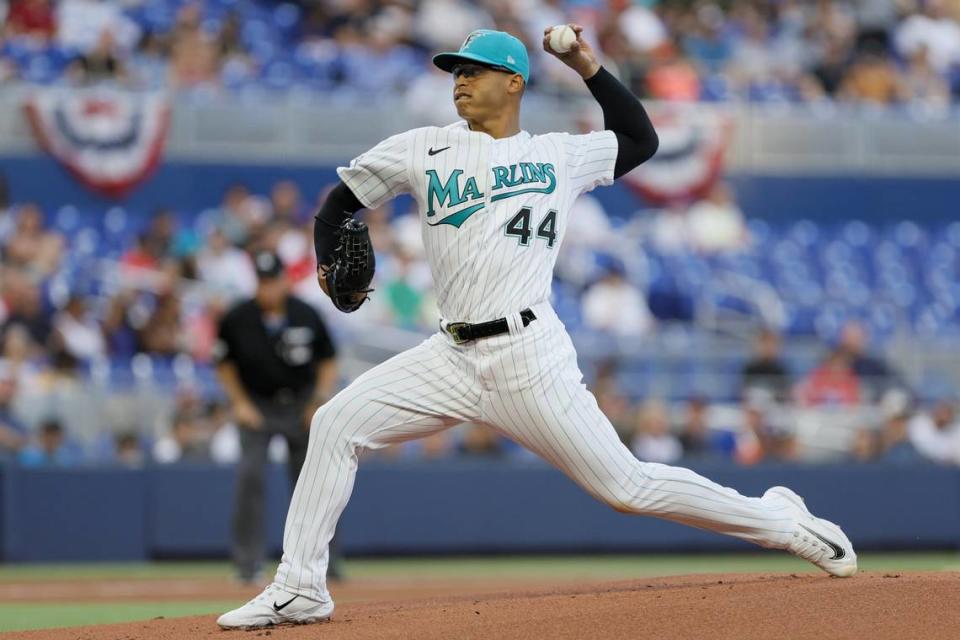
{"left": 274, "top": 302, "right": 795, "bottom": 602}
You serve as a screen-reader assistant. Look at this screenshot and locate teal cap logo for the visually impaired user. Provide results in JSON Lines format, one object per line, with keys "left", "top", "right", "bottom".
{"left": 433, "top": 30, "right": 530, "bottom": 82}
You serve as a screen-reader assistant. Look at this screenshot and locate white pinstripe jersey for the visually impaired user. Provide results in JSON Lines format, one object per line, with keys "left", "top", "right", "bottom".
{"left": 338, "top": 121, "right": 618, "bottom": 323}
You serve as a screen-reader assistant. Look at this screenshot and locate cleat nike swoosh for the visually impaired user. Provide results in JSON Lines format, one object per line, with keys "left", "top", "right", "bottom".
{"left": 428, "top": 146, "right": 450, "bottom": 156}
{"left": 799, "top": 524, "right": 845, "bottom": 560}
{"left": 273, "top": 595, "right": 299, "bottom": 612}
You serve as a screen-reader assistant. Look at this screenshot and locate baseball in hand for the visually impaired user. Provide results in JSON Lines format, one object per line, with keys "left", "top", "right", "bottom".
{"left": 548, "top": 25, "right": 577, "bottom": 54}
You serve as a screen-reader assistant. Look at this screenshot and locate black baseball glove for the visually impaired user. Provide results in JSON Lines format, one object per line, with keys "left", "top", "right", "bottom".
{"left": 324, "top": 218, "right": 375, "bottom": 313}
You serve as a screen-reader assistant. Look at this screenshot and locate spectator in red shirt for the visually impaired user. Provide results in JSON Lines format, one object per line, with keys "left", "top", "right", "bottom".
{"left": 120, "top": 233, "right": 160, "bottom": 271}
{"left": 646, "top": 45, "right": 701, "bottom": 102}
{"left": 798, "top": 349, "right": 862, "bottom": 407}
{"left": 734, "top": 389, "right": 798, "bottom": 466}
{"left": 5, "top": 0, "right": 56, "bottom": 42}
{"left": 120, "top": 209, "right": 176, "bottom": 272}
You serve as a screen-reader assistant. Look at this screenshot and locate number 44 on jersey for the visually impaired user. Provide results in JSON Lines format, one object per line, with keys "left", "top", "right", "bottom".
{"left": 505, "top": 207, "right": 557, "bottom": 248}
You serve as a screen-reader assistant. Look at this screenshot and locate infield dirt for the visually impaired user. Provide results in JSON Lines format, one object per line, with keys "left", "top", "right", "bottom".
{"left": 4, "top": 571, "right": 957, "bottom": 640}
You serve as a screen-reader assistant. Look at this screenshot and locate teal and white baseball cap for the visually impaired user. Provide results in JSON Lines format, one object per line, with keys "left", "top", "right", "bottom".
{"left": 433, "top": 30, "right": 530, "bottom": 82}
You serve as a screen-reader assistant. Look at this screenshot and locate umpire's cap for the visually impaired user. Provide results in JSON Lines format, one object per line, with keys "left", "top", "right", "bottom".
{"left": 433, "top": 30, "right": 530, "bottom": 82}
{"left": 253, "top": 250, "right": 284, "bottom": 280}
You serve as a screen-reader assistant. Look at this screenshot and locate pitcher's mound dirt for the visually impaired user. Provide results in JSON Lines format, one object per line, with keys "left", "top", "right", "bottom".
{"left": 10, "top": 571, "right": 960, "bottom": 640}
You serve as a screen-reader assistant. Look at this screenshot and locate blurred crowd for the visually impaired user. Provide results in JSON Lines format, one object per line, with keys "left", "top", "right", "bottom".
{"left": 0, "top": 0, "right": 959, "bottom": 106}
{"left": 602, "top": 323, "right": 960, "bottom": 468}
{"left": 0, "top": 172, "right": 454, "bottom": 468}
{"left": 2, "top": 162, "right": 960, "bottom": 469}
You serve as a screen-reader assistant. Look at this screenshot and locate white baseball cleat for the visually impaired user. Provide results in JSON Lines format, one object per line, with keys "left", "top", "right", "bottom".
{"left": 764, "top": 486, "right": 858, "bottom": 578}
{"left": 217, "top": 583, "right": 334, "bottom": 629}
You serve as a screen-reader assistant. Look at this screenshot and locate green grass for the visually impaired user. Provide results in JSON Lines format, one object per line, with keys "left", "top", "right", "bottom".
{"left": 0, "top": 561, "right": 233, "bottom": 582}
{"left": 0, "top": 553, "right": 957, "bottom": 633}
{"left": 0, "top": 601, "right": 239, "bottom": 633}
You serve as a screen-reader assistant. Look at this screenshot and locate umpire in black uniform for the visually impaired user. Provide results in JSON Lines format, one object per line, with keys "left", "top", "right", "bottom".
{"left": 214, "top": 251, "right": 338, "bottom": 583}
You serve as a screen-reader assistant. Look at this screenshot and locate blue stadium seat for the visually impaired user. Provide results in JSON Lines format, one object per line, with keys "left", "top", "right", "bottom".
{"left": 786, "top": 219, "right": 819, "bottom": 247}
{"left": 242, "top": 18, "right": 274, "bottom": 49}
{"left": 55, "top": 205, "right": 80, "bottom": 233}
{"left": 699, "top": 74, "right": 732, "bottom": 102}
{"left": 71, "top": 228, "right": 101, "bottom": 258}
{"left": 272, "top": 3, "right": 302, "bottom": 35}
{"left": 141, "top": 4, "right": 176, "bottom": 33}
{"left": 891, "top": 220, "right": 927, "bottom": 250}
{"left": 841, "top": 220, "right": 873, "bottom": 248}
{"left": 103, "top": 207, "right": 130, "bottom": 236}
{"left": 21, "top": 52, "right": 60, "bottom": 84}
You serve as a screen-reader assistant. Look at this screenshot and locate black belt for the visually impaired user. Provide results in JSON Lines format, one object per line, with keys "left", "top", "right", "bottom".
{"left": 444, "top": 309, "right": 537, "bottom": 345}
{"left": 252, "top": 388, "right": 308, "bottom": 406}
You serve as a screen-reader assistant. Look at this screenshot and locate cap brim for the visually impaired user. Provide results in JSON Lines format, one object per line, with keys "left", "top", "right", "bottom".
{"left": 432, "top": 51, "right": 513, "bottom": 74}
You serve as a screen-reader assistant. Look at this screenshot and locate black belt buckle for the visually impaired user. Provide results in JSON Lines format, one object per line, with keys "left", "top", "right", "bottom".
{"left": 446, "top": 322, "right": 471, "bottom": 344}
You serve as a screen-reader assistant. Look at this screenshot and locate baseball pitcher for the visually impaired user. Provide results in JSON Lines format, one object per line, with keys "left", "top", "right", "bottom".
{"left": 219, "top": 26, "right": 857, "bottom": 629}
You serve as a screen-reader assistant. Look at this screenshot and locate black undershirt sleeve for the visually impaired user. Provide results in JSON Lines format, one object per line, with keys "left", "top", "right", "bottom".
{"left": 313, "top": 181, "right": 364, "bottom": 266}
{"left": 583, "top": 66, "right": 659, "bottom": 178}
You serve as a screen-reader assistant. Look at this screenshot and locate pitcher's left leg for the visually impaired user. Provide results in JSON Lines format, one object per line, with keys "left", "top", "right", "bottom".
{"left": 481, "top": 312, "right": 856, "bottom": 574}
{"left": 486, "top": 374, "right": 794, "bottom": 548}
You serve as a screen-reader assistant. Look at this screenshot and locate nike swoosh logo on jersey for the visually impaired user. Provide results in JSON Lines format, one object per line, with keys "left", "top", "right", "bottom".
{"left": 273, "top": 595, "right": 299, "bottom": 612}
{"left": 428, "top": 146, "right": 450, "bottom": 156}
{"left": 798, "top": 524, "right": 845, "bottom": 560}
{"left": 426, "top": 203, "right": 485, "bottom": 228}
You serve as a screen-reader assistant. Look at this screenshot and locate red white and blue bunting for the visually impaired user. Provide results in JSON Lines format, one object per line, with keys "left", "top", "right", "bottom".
{"left": 621, "top": 104, "right": 733, "bottom": 204}
{"left": 24, "top": 90, "right": 171, "bottom": 198}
